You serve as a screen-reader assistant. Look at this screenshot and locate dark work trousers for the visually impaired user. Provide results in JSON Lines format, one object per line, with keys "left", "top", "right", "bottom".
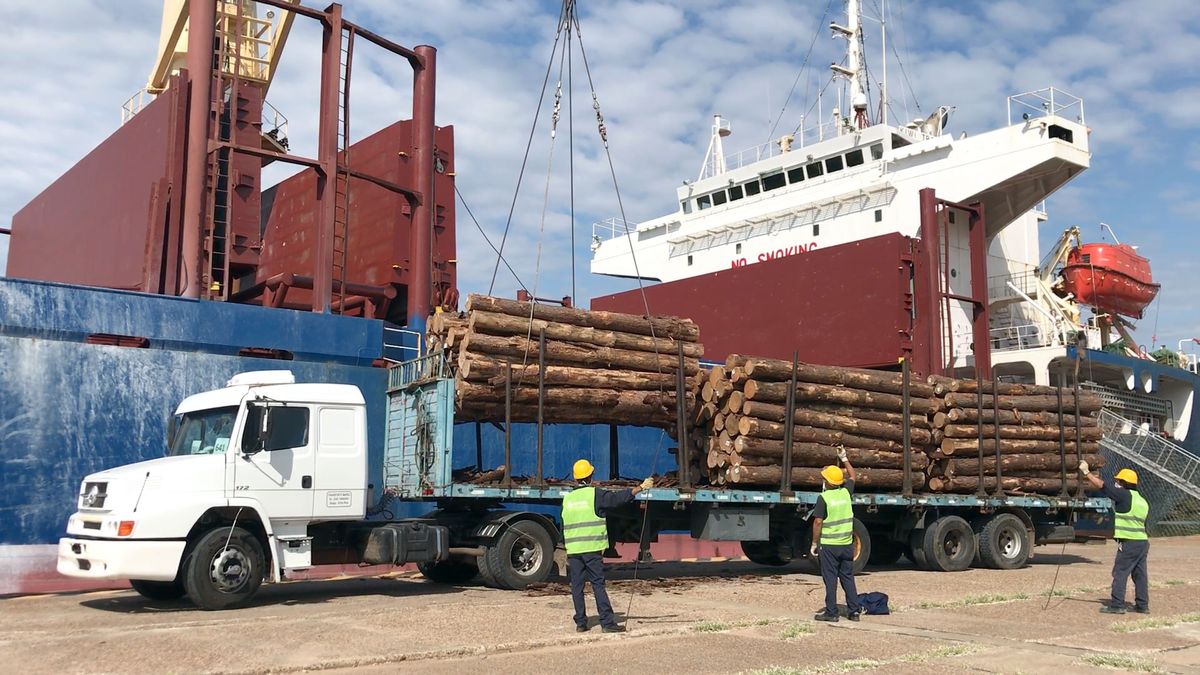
{"left": 1111, "top": 539, "right": 1150, "bottom": 609}
{"left": 819, "top": 544, "right": 861, "bottom": 617}
{"left": 568, "top": 552, "right": 617, "bottom": 628}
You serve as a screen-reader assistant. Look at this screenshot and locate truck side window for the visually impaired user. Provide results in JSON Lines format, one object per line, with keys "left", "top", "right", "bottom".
{"left": 243, "top": 405, "right": 310, "bottom": 452}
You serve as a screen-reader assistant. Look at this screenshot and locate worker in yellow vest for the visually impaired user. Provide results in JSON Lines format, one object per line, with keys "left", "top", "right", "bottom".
{"left": 562, "top": 459, "right": 653, "bottom": 633}
{"left": 811, "top": 449, "right": 861, "bottom": 622}
{"left": 1080, "top": 462, "right": 1150, "bottom": 614}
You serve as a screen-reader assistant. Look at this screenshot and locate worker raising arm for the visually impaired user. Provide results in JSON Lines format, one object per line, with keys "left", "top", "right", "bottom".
{"left": 1080, "top": 461, "right": 1150, "bottom": 615}
{"left": 811, "top": 448, "right": 861, "bottom": 622}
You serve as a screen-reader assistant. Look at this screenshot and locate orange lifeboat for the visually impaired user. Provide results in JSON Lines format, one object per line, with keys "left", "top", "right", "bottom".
{"left": 1060, "top": 242, "right": 1160, "bottom": 318}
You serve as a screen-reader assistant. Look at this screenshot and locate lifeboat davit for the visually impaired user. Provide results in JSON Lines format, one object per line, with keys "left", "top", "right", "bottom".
{"left": 1060, "top": 242, "right": 1160, "bottom": 318}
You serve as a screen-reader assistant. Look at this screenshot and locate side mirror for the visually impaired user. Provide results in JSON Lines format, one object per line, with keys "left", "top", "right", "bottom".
{"left": 241, "top": 405, "right": 268, "bottom": 456}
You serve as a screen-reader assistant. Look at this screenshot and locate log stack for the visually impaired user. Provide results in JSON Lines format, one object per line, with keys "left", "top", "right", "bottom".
{"left": 926, "top": 375, "right": 1106, "bottom": 495}
{"left": 699, "top": 355, "right": 934, "bottom": 490}
{"left": 426, "top": 294, "right": 703, "bottom": 430}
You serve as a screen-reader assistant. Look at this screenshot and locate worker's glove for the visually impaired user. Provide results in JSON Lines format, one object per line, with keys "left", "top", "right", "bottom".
{"left": 810, "top": 543, "right": 819, "bottom": 557}
{"left": 1077, "top": 460, "right": 1090, "bottom": 474}
{"left": 640, "top": 477, "right": 654, "bottom": 491}
{"left": 837, "top": 448, "right": 849, "bottom": 463}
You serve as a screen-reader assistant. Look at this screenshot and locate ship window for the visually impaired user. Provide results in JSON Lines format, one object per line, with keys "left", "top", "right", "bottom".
{"left": 744, "top": 180, "right": 761, "bottom": 196}
{"left": 813, "top": 223, "right": 820, "bottom": 237}
{"left": 762, "top": 172, "right": 786, "bottom": 191}
{"left": 825, "top": 155, "right": 844, "bottom": 173}
{"left": 687, "top": 255, "right": 694, "bottom": 266}
{"left": 948, "top": 210, "right": 956, "bottom": 224}
{"left": 874, "top": 209, "right": 882, "bottom": 222}
{"left": 681, "top": 199, "right": 692, "bottom": 214}
{"left": 806, "top": 163, "right": 824, "bottom": 179}
{"left": 697, "top": 194, "right": 712, "bottom": 210}
{"left": 736, "top": 243, "right": 742, "bottom": 254}
{"left": 1081, "top": 254, "right": 1091, "bottom": 264}
{"left": 787, "top": 166, "right": 805, "bottom": 183}
{"left": 1048, "top": 124, "right": 1074, "bottom": 143}
{"left": 846, "top": 149, "right": 865, "bottom": 167}
{"left": 729, "top": 185, "right": 744, "bottom": 201}
{"left": 712, "top": 190, "right": 728, "bottom": 206}
{"left": 870, "top": 143, "right": 884, "bottom": 160}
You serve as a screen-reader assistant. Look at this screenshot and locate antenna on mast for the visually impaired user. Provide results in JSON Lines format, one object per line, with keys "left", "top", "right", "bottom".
{"left": 698, "top": 114, "right": 732, "bottom": 181}
{"left": 830, "top": 0, "right": 869, "bottom": 130}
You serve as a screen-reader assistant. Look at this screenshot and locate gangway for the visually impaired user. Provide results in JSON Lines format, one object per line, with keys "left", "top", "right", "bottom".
{"left": 1097, "top": 409, "right": 1200, "bottom": 535}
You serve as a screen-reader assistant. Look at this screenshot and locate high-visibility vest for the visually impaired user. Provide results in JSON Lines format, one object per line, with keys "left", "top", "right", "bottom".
{"left": 1113, "top": 490, "right": 1149, "bottom": 541}
{"left": 562, "top": 486, "right": 608, "bottom": 555}
{"left": 819, "top": 488, "right": 854, "bottom": 546}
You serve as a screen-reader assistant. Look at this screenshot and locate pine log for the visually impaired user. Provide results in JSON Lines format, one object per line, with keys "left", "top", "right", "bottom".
{"left": 460, "top": 357, "right": 679, "bottom": 390}
{"left": 459, "top": 332, "right": 700, "bottom": 374}
{"left": 713, "top": 413, "right": 727, "bottom": 432}
{"left": 943, "top": 424, "right": 1103, "bottom": 441}
{"left": 729, "top": 367, "right": 747, "bottom": 384}
{"left": 946, "top": 453, "right": 1106, "bottom": 477}
{"left": 727, "top": 465, "right": 925, "bottom": 489}
{"left": 736, "top": 420, "right": 904, "bottom": 451}
{"left": 466, "top": 294, "right": 700, "bottom": 341}
{"left": 724, "top": 390, "right": 746, "bottom": 415}
{"left": 727, "top": 453, "right": 779, "bottom": 467}
{"left": 938, "top": 438, "right": 1100, "bottom": 456}
{"left": 732, "top": 440, "right": 928, "bottom": 469}
{"left": 724, "top": 354, "right": 753, "bottom": 370}
{"left": 456, "top": 382, "right": 689, "bottom": 407}
{"left": 752, "top": 402, "right": 931, "bottom": 429}
{"left": 935, "top": 407, "right": 1097, "bottom": 428}
{"left": 708, "top": 365, "right": 728, "bottom": 386}
{"left": 737, "top": 406, "right": 931, "bottom": 444}
{"left": 942, "top": 392, "right": 1103, "bottom": 414}
{"left": 744, "top": 379, "right": 940, "bottom": 415}
{"left": 928, "top": 375, "right": 1064, "bottom": 397}
{"left": 744, "top": 357, "right": 937, "bottom": 397}
{"left": 928, "top": 475, "right": 1080, "bottom": 494}
{"left": 470, "top": 465, "right": 508, "bottom": 483}
{"left": 702, "top": 382, "right": 717, "bottom": 402}
{"left": 467, "top": 309, "right": 704, "bottom": 358}
{"left": 457, "top": 403, "right": 670, "bottom": 426}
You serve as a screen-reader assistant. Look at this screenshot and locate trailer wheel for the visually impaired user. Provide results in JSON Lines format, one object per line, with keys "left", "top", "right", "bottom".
{"left": 977, "top": 513, "right": 1030, "bottom": 570}
{"left": 417, "top": 558, "right": 479, "bottom": 585}
{"left": 850, "top": 519, "right": 871, "bottom": 575}
{"left": 129, "top": 578, "right": 186, "bottom": 601}
{"left": 482, "top": 520, "right": 555, "bottom": 589}
{"left": 921, "top": 516, "right": 976, "bottom": 572}
{"left": 907, "top": 529, "right": 929, "bottom": 570}
{"left": 475, "top": 548, "right": 500, "bottom": 588}
{"left": 740, "top": 540, "right": 793, "bottom": 566}
{"left": 182, "top": 526, "right": 265, "bottom": 610}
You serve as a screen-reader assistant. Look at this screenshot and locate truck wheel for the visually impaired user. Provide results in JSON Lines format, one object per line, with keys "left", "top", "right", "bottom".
{"left": 977, "top": 513, "right": 1030, "bottom": 570}
{"left": 921, "top": 516, "right": 976, "bottom": 572}
{"left": 740, "top": 540, "right": 792, "bottom": 566}
{"left": 907, "top": 529, "right": 929, "bottom": 570}
{"left": 482, "top": 520, "right": 555, "bottom": 590}
{"left": 182, "top": 526, "right": 265, "bottom": 610}
{"left": 418, "top": 559, "right": 479, "bottom": 584}
{"left": 129, "top": 578, "right": 186, "bottom": 601}
{"left": 850, "top": 519, "right": 871, "bottom": 575}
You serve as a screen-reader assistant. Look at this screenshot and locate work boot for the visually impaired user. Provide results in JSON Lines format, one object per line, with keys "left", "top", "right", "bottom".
{"left": 602, "top": 624, "right": 626, "bottom": 633}
{"left": 1133, "top": 606, "right": 1150, "bottom": 614}
{"left": 1100, "top": 604, "right": 1126, "bottom": 614}
{"left": 848, "top": 612, "right": 861, "bottom": 622}
{"left": 814, "top": 612, "right": 839, "bottom": 622}
{"left": 576, "top": 625, "right": 590, "bottom": 633}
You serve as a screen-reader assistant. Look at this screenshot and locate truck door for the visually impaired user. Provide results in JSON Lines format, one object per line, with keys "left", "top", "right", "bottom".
{"left": 235, "top": 403, "right": 316, "bottom": 521}
{"left": 311, "top": 406, "right": 367, "bottom": 520}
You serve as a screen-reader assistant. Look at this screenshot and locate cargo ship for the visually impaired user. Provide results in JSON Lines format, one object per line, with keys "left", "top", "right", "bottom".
{"left": 3, "top": 0, "right": 1198, "bottom": 593}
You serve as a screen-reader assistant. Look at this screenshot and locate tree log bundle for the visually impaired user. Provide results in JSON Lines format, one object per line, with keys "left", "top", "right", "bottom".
{"left": 727, "top": 465, "right": 926, "bottom": 490}
{"left": 928, "top": 476, "right": 1081, "bottom": 494}
{"left": 945, "top": 453, "right": 1106, "bottom": 477}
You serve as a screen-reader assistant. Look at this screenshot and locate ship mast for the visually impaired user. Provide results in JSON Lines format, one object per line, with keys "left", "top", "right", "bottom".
{"left": 830, "top": 0, "right": 869, "bottom": 130}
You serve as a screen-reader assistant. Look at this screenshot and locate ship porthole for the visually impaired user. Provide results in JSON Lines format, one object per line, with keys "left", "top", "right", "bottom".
{"left": 950, "top": 268, "right": 958, "bottom": 278}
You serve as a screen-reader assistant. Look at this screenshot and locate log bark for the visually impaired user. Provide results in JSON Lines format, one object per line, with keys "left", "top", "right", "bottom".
{"left": 737, "top": 406, "right": 932, "bottom": 444}
{"left": 942, "top": 392, "right": 1103, "bottom": 414}
{"left": 943, "top": 424, "right": 1103, "bottom": 441}
{"left": 457, "top": 403, "right": 670, "bottom": 426}
{"left": 744, "top": 357, "right": 936, "bottom": 397}
{"left": 938, "top": 438, "right": 1100, "bottom": 456}
{"left": 778, "top": 403, "right": 931, "bottom": 429}
{"left": 936, "top": 407, "right": 1097, "bottom": 428}
{"left": 466, "top": 294, "right": 700, "bottom": 341}
{"left": 460, "top": 357, "right": 679, "bottom": 390}
{"left": 456, "top": 382, "right": 688, "bottom": 407}
{"left": 736, "top": 418, "right": 905, "bottom": 451}
{"left": 928, "top": 375, "right": 1064, "bottom": 397}
{"left": 732, "top": 440, "right": 928, "bottom": 469}
{"left": 459, "top": 332, "right": 699, "bottom": 374}
{"left": 744, "top": 379, "right": 940, "bottom": 415}
{"left": 946, "top": 453, "right": 1106, "bottom": 476}
{"left": 727, "top": 465, "right": 925, "bottom": 489}
{"left": 470, "top": 465, "right": 508, "bottom": 483}
{"left": 928, "top": 475, "right": 1080, "bottom": 494}
{"left": 708, "top": 365, "right": 727, "bottom": 386}
{"left": 467, "top": 309, "right": 704, "bottom": 358}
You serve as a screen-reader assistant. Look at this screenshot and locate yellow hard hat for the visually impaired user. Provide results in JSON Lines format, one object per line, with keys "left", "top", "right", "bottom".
{"left": 1115, "top": 468, "right": 1138, "bottom": 485}
{"left": 573, "top": 459, "right": 595, "bottom": 480}
{"left": 821, "top": 465, "right": 844, "bottom": 485}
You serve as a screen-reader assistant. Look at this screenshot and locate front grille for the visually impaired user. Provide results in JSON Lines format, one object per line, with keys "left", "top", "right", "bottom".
{"left": 79, "top": 482, "right": 108, "bottom": 509}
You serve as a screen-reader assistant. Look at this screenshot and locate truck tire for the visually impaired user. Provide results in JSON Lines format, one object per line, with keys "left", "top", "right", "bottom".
{"left": 850, "top": 519, "right": 871, "bottom": 575}
{"left": 482, "top": 520, "right": 555, "bottom": 590}
{"left": 418, "top": 559, "right": 479, "bottom": 584}
{"left": 921, "top": 516, "right": 976, "bottom": 572}
{"left": 907, "top": 529, "right": 929, "bottom": 570}
{"left": 977, "top": 513, "right": 1030, "bottom": 570}
{"left": 129, "top": 578, "right": 186, "bottom": 601}
{"left": 182, "top": 526, "right": 265, "bottom": 610}
{"left": 741, "top": 540, "right": 792, "bottom": 566}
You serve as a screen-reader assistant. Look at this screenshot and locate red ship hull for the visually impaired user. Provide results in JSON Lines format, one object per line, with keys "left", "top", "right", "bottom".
{"left": 1060, "top": 243, "right": 1159, "bottom": 318}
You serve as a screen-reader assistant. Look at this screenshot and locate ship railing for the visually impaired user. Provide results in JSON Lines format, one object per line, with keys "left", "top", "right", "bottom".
{"left": 990, "top": 323, "right": 1055, "bottom": 352}
{"left": 1008, "top": 87, "right": 1085, "bottom": 125}
{"left": 388, "top": 350, "right": 450, "bottom": 390}
{"left": 382, "top": 326, "right": 424, "bottom": 363}
{"left": 1097, "top": 409, "right": 1200, "bottom": 503}
{"left": 722, "top": 119, "right": 845, "bottom": 173}
{"left": 120, "top": 88, "right": 157, "bottom": 125}
{"left": 262, "top": 100, "right": 290, "bottom": 150}
{"left": 988, "top": 269, "right": 1040, "bottom": 303}
{"left": 592, "top": 217, "right": 633, "bottom": 245}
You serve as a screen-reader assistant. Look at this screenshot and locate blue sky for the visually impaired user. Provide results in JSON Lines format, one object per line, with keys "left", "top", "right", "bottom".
{"left": 1, "top": 0, "right": 1197, "bottom": 353}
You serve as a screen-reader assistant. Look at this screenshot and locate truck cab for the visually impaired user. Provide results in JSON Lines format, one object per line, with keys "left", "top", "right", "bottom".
{"left": 58, "top": 371, "right": 371, "bottom": 608}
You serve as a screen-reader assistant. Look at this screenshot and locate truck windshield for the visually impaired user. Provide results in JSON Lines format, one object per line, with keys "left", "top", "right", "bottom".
{"left": 170, "top": 407, "right": 239, "bottom": 456}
